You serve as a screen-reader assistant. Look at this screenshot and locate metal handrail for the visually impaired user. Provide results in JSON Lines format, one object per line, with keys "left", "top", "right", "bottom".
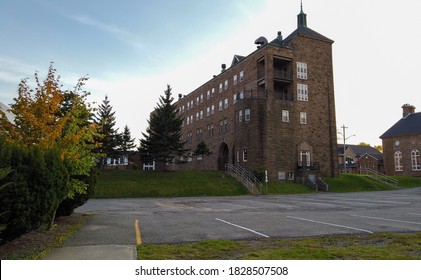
{"left": 225, "top": 164, "right": 263, "bottom": 193}
{"left": 360, "top": 168, "right": 399, "bottom": 187}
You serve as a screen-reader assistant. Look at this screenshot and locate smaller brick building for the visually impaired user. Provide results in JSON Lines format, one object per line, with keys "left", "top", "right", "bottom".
{"left": 380, "top": 104, "right": 421, "bottom": 176}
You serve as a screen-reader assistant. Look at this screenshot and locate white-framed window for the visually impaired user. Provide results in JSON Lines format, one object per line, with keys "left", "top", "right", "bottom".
{"left": 240, "top": 70, "right": 244, "bottom": 82}
{"left": 395, "top": 151, "right": 403, "bottom": 171}
{"left": 200, "top": 94, "right": 204, "bottom": 103}
{"left": 190, "top": 100, "right": 194, "bottom": 109}
{"left": 245, "top": 108, "right": 251, "bottom": 121}
{"left": 196, "top": 112, "right": 199, "bottom": 121}
{"left": 282, "top": 110, "right": 289, "bottom": 122}
{"left": 207, "top": 90, "right": 210, "bottom": 99}
{"left": 187, "top": 116, "right": 190, "bottom": 125}
{"left": 211, "top": 104, "right": 215, "bottom": 115}
{"left": 297, "top": 84, "right": 308, "bottom": 101}
{"left": 196, "top": 96, "right": 200, "bottom": 105}
{"left": 411, "top": 149, "right": 421, "bottom": 171}
{"left": 200, "top": 110, "right": 203, "bottom": 120}
{"left": 238, "top": 110, "right": 243, "bottom": 122}
{"left": 297, "top": 62, "right": 308, "bottom": 79}
{"left": 211, "top": 88, "right": 215, "bottom": 97}
{"left": 233, "top": 94, "right": 237, "bottom": 104}
{"left": 219, "top": 100, "right": 223, "bottom": 111}
{"left": 243, "top": 148, "right": 248, "bottom": 162}
{"left": 239, "top": 91, "right": 244, "bottom": 100}
{"left": 299, "top": 151, "right": 311, "bottom": 166}
{"left": 300, "top": 112, "right": 307, "bottom": 124}
{"left": 219, "top": 83, "right": 223, "bottom": 93}
{"left": 206, "top": 107, "right": 210, "bottom": 117}
{"left": 190, "top": 115, "right": 193, "bottom": 124}
{"left": 187, "top": 102, "right": 190, "bottom": 110}
{"left": 224, "top": 119, "right": 228, "bottom": 132}
{"left": 224, "top": 98, "right": 228, "bottom": 109}
{"left": 233, "top": 74, "right": 238, "bottom": 86}
{"left": 224, "top": 80, "right": 228, "bottom": 90}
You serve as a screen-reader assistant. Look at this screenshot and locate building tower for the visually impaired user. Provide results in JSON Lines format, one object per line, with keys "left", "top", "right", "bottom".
{"left": 173, "top": 4, "right": 339, "bottom": 181}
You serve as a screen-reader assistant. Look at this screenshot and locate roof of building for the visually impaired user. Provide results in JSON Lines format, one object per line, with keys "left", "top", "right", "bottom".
{"left": 0, "top": 102, "right": 15, "bottom": 124}
{"left": 338, "top": 144, "right": 382, "bottom": 156}
{"left": 380, "top": 112, "right": 421, "bottom": 139}
{"left": 282, "top": 26, "right": 334, "bottom": 44}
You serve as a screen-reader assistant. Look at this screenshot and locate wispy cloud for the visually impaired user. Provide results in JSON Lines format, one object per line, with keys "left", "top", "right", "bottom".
{"left": 71, "top": 15, "right": 143, "bottom": 51}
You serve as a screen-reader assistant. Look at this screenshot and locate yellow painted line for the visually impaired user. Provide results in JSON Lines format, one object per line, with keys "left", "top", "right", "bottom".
{"left": 135, "top": 219, "right": 142, "bottom": 245}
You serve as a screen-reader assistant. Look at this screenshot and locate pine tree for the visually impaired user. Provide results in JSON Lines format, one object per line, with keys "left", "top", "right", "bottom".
{"left": 95, "top": 95, "right": 120, "bottom": 167}
{"left": 120, "top": 125, "right": 136, "bottom": 153}
{"left": 140, "top": 85, "right": 187, "bottom": 169}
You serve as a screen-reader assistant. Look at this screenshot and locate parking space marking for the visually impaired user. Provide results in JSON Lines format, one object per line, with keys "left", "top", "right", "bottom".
{"left": 408, "top": 213, "right": 421, "bottom": 216}
{"left": 351, "top": 215, "right": 421, "bottom": 225}
{"left": 215, "top": 218, "right": 269, "bottom": 238}
{"left": 287, "top": 216, "right": 373, "bottom": 234}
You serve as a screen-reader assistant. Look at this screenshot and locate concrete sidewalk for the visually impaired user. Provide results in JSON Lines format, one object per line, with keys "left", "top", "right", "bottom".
{"left": 43, "top": 245, "right": 137, "bottom": 260}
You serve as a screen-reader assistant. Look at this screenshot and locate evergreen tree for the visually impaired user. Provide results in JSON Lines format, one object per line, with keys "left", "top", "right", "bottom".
{"left": 95, "top": 95, "right": 120, "bottom": 167}
{"left": 120, "top": 125, "right": 136, "bottom": 153}
{"left": 140, "top": 85, "right": 187, "bottom": 169}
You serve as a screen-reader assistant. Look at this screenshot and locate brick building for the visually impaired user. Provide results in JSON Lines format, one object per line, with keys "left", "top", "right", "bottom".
{"left": 172, "top": 5, "right": 339, "bottom": 181}
{"left": 380, "top": 104, "right": 421, "bottom": 176}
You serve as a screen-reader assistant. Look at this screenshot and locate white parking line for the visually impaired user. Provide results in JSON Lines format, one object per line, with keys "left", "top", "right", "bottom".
{"left": 408, "top": 213, "right": 421, "bottom": 216}
{"left": 351, "top": 215, "right": 421, "bottom": 225}
{"left": 287, "top": 216, "right": 373, "bottom": 234}
{"left": 215, "top": 218, "right": 269, "bottom": 238}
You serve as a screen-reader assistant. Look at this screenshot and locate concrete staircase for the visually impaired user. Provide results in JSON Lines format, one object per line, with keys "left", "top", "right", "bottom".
{"left": 225, "top": 164, "right": 262, "bottom": 195}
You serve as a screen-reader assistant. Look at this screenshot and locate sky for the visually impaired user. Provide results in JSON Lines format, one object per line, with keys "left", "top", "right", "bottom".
{"left": 1, "top": 0, "right": 420, "bottom": 147}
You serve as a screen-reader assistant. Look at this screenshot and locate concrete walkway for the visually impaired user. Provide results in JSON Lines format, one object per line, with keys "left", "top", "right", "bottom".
{"left": 43, "top": 245, "right": 137, "bottom": 260}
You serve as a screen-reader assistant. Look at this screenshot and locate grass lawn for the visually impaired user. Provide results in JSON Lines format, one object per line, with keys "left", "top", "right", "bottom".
{"left": 324, "top": 174, "right": 421, "bottom": 192}
{"left": 137, "top": 232, "right": 421, "bottom": 260}
{"left": 94, "top": 170, "right": 249, "bottom": 198}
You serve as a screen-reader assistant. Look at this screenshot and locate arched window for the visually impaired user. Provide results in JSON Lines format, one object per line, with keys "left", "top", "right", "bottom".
{"left": 394, "top": 151, "right": 403, "bottom": 172}
{"left": 411, "top": 149, "right": 421, "bottom": 171}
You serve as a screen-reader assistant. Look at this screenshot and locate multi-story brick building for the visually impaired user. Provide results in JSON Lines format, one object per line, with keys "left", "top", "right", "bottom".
{"left": 173, "top": 5, "right": 339, "bottom": 180}
{"left": 380, "top": 104, "right": 421, "bottom": 177}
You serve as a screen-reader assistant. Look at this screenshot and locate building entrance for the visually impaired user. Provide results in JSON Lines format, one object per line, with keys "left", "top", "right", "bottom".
{"left": 218, "top": 142, "right": 229, "bottom": 171}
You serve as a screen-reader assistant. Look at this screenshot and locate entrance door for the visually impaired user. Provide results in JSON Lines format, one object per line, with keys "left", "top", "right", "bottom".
{"left": 218, "top": 142, "right": 229, "bottom": 171}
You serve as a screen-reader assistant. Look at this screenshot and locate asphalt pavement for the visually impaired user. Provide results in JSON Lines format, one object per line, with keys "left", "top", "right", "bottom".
{"left": 43, "top": 187, "right": 421, "bottom": 260}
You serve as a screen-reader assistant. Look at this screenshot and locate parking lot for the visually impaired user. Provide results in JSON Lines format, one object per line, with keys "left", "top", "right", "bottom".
{"left": 67, "top": 187, "right": 421, "bottom": 246}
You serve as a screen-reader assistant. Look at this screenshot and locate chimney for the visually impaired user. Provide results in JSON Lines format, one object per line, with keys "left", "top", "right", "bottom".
{"left": 402, "top": 103, "right": 415, "bottom": 118}
{"left": 221, "top": 64, "right": 226, "bottom": 73}
{"left": 178, "top": 94, "right": 182, "bottom": 100}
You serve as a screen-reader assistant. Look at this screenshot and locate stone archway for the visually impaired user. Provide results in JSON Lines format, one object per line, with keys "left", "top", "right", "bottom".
{"left": 217, "top": 142, "right": 229, "bottom": 171}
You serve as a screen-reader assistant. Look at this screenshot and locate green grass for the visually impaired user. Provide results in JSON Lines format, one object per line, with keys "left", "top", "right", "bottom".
{"left": 137, "top": 232, "right": 421, "bottom": 260}
{"left": 94, "top": 170, "right": 249, "bottom": 198}
{"left": 262, "top": 181, "right": 315, "bottom": 195}
{"left": 324, "top": 174, "right": 421, "bottom": 192}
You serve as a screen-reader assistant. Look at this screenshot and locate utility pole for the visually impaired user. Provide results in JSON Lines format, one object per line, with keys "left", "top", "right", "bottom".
{"left": 338, "top": 125, "right": 355, "bottom": 174}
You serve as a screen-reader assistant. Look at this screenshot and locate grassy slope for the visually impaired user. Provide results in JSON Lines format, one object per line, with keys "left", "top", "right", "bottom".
{"left": 94, "top": 170, "right": 249, "bottom": 198}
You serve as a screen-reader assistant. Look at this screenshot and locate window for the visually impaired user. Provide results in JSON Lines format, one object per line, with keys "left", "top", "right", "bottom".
{"left": 219, "top": 83, "right": 223, "bottom": 93}
{"left": 211, "top": 88, "right": 215, "bottom": 97}
{"left": 243, "top": 149, "right": 248, "bottom": 162}
{"left": 395, "top": 151, "right": 403, "bottom": 171}
{"left": 211, "top": 104, "right": 215, "bottom": 115}
{"left": 219, "top": 100, "right": 223, "bottom": 111}
{"left": 300, "top": 112, "right": 307, "bottom": 124}
{"left": 297, "top": 84, "right": 308, "bottom": 101}
{"left": 187, "top": 102, "right": 190, "bottom": 110}
{"left": 187, "top": 131, "right": 192, "bottom": 143}
{"left": 200, "top": 94, "right": 204, "bottom": 103}
{"left": 224, "top": 98, "right": 228, "bottom": 109}
{"left": 200, "top": 110, "right": 203, "bottom": 120}
{"left": 207, "top": 124, "right": 214, "bottom": 138}
{"left": 190, "top": 100, "right": 194, "bottom": 109}
{"left": 224, "top": 119, "right": 228, "bottom": 132}
{"left": 206, "top": 107, "right": 210, "bottom": 117}
{"left": 190, "top": 115, "right": 193, "bottom": 124}
{"left": 411, "top": 149, "right": 421, "bottom": 171}
{"left": 297, "top": 62, "right": 308, "bottom": 79}
{"left": 238, "top": 110, "right": 243, "bottom": 122}
{"left": 240, "top": 70, "right": 244, "bottom": 82}
{"left": 282, "top": 110, "right": 289, "bottom": 122}
{"left": 233, "top": 74, "right": 238, "bottom": 86}
{"left": 196, "top": 96, "right": 200, "bottom": 105}
{"left": 224, "top": 80, "right": 228, "bottom": 90}
{"left": 207, "top": 90, "right": 210, "bottom": 99}
{"left": 236, "top": 150, "right": 240, "bottom": 163}
{"left": 299, "top": 151, "right": 311, "bottom": 166}
{"left": 233, "top": 94, "right": 237, "bottom": 104}
{"left": 219, "top": 120, "right": 224, "bottom": 134}
{"left": 197, "top": 128, "right": 202, "bottom": 141}
{"left": 196, "top": 112, "right": 199, "bottom": 121}
{"left": 245, "top": 108, "right": 251, "bottom": 121}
